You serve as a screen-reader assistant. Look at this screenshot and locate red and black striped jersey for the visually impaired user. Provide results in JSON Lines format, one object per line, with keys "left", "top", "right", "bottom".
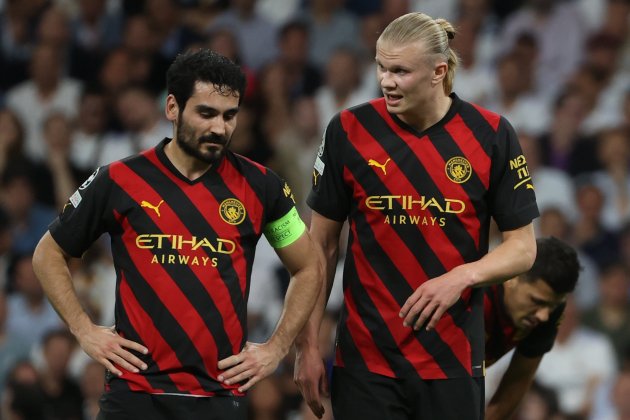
{"left": 50, "top": 139, "right": 297, "bottom": 396}
{"left": 308, "top": 94, "right": 539, "bottom": 379}
{"left": 484, "top": 284, "right": 564, "bottom": 366}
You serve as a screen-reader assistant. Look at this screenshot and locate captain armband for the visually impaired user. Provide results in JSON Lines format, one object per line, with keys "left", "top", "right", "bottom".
{"left": 263, "top": 207, "right": 306, "bottom": 248}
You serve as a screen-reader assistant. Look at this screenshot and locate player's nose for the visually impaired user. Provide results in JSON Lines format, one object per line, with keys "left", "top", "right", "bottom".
{"left": 535, "top": 307, "right": 550, "bottom": 323}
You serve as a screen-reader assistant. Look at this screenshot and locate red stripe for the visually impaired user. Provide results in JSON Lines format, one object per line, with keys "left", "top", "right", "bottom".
{"left": 348, "top": 221, "right": 447, "bottom": 378}
{"left": 109, "top": 160, "right": 243, "bottom": 354}
{"left": 144, "top": 151, "right": 250, "bottom": 296}
{"left": 444, "top": 115, "right": 491, "bottom": 190}
{"left": 345, "top": 167, "right": 471, "bottom": 370}
{"left": 119, "top": 272, "right": 214, "bottom": 395}
{"left": 335, "top": 347, "right": 344, "bottom": 367}
{"left": 115, "top": 213, "right": 239, "bottom": 391}
{"left": 222, "top": 155, "right": 265, "bottom": 236}
{"left": 340, "top": 287, "right": 395, "bottom": 377}
{"left": 341, "top": 108, "right": 466, "bottom": 269}
{"left": 342, "top": 157, "right": 472, "bottom": 377}
{"left": 342, "top": 170, "right": 429, "bottom": 288}
{"left": 367, "top": 100, "right": 482, "bottom": 250}
{"left": 471, "top": 103, "right": 500, "bottom": 131}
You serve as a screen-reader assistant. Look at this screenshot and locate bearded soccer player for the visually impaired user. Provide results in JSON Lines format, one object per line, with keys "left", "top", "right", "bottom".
{"left": 32, "top": 49, "right": 322, "bottom": 420}
{"left": 485, "top": 236, "right": 579, "bottom": 420}
{"left": 294, "top": 12, "right": 538, "bottom": 420}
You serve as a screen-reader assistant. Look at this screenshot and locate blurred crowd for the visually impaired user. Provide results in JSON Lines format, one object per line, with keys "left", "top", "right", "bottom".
{"left": 0, "top": 0, "right": 629, "bottom": 419}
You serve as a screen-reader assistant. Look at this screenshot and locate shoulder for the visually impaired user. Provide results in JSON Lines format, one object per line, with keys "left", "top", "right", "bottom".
{"left": 459, "top": 99, "right": 503, "bottom": 132}
{"left": 229, "top": 152, "right": 268, "bottom": 176}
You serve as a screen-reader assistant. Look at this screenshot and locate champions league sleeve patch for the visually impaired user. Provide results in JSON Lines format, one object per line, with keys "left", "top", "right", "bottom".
{"left": 263, "top": 207, "right": 306, "bottom": 248}
{"left": 69, "top": 190, "right": 82, "bottom": 208}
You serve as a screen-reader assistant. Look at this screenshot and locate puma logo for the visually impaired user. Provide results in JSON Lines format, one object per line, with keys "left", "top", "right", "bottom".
{"left": 368, "top": 158, "right": 391, "bottom": 175}
{"left": 141, "top": 200, "right": 164, "bottom": 217}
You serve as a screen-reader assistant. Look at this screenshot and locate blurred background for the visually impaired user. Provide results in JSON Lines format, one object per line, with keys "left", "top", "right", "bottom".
{"left": 0, "top": 0, "right": 629, "bottom": 419}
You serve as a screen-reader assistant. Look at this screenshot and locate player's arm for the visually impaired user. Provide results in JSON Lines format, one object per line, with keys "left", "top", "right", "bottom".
{"left": 32, "top": 232, "right": 148, "bottom": 376}
{"left": 401, "top": 222, "right": 536, "bottom": 330}
{"left": 294, "top": 211, "right": 344, "bottom": 418}
{"left": 218, "top": 224, "right": 323, "bottom": 392}
{"left": 486, "top": 351, "right": 542, "bottom": 420}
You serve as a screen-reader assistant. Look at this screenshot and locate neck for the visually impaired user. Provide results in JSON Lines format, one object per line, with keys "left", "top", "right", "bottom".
{"left": 400, "top": 94, "right": 452, "bottom": 132}
{"left": 164, "top": 139, "right": 213, "bottom": 180}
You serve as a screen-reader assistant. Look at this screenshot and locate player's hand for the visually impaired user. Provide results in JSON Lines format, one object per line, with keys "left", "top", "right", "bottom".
{"left": 76, "top": 324, "right": 148, "bottom": 377}
{"left": 399, "top": 267, "right": 469, "bottom": 331}
{"left": 294, "top": 344, "right": 328, "bottom": 418}
{"left": 218, "top": 341, "right": 283, "bottom": 392}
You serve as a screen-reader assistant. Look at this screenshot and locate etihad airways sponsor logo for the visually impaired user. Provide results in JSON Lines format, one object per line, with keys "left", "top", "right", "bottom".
{"left": 136, "top": 234, "right": 236, "bottom": 254}
{"left": 136, "top": 234, "right": 237, "bottom": 268}
{"left": 365, "top": 195, "right": 465, "bottom": 214}
{"left": 365, "top": 194, "right": 466, "bottom": 226}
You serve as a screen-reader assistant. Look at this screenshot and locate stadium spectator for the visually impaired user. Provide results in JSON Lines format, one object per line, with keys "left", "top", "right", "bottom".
{"left": 536, "top": 296, "right": 617, "bottom": 417}
{"left": 6, "top": 254, "right": 62, "bottom": 349}
{"left": 38, "top": 329, "right": 84, "bottom": 420}
{"left": 5, "top": 42, "right": 82, "bottom": 162}
{"left": 581, "top": 262, "right": 630, "bottom": 365}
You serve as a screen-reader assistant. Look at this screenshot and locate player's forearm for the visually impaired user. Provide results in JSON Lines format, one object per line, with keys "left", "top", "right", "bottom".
{"left": 32, "top": 232, "right": 94, "bottom": 336}
{"left": 486, "top": 377, "right": 535, "bottom": 420}
{"left": 486, "top": 354, "right": 541, "bottom": 420}
{"left": 295, "top": 236, "right": 339, "bottom": 349}
{"left": 268, "top": 255, "right": 323, "bottom": 356}
{"left": 461, "top": 223, "right": 536, "bottom": 288}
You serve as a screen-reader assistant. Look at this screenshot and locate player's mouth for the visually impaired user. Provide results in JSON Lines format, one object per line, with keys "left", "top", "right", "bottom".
{"left": 385, "top": 93, "right": 403, "bottom": 106}
{"left": 522, "top": 317, "right": 538, "bottom": 328}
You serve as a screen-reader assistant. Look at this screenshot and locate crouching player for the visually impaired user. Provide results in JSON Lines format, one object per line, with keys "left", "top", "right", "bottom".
{"left": 484, "top": 236, "right": 580, "bottom": 420}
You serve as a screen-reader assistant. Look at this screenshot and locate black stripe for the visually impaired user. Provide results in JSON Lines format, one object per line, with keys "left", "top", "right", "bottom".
{"left": 344, "top": 139, "right": 447, "bottom": 279}
{"left": 123, "top": 156, "right": 247, "bottom": 356}
{"left": 335, "top": 305, "right": 369, "bottom": 372}
{"left": 352, "top": 211, "right": 470, "bottom": 377}
{"left": 205, "top": 153, "right": 265, "bottom": 308}
{"left": 112, "top": 233, "right": 227, "bottom": 393}
{"left": 112, "top": 293, "right": 181, "bottom": 393}
{"left": 342, "top": 252, "right": 414, "bottom": 377}
{"left": 353, "top": 105, "right": 482, "bottom": 264}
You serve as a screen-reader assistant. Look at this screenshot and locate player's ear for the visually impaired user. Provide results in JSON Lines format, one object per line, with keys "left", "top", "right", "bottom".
{"left": 432, "top": 61, "right": 448, "bottom": 86}
{"left": 165, "top": 94, "right": 179, "bottom": 122}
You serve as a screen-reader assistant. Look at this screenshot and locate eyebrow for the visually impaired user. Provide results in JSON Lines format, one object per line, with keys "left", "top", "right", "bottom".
{"left": 194, "top": 104, "right": 240, "bottom": 114}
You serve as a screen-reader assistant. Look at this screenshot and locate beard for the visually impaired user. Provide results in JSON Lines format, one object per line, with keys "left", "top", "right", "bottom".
{"left": 175, "top": 117, "right": 231, "bottom": 165}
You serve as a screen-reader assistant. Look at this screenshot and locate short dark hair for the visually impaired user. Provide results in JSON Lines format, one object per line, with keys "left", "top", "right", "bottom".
{"left": 521, "top": 237, "right": 580, "bottom": 294}
{"left": 166, "top": 48, "right": 247, "bottom": 111}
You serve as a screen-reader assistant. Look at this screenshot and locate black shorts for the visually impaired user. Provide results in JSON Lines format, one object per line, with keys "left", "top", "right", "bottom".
{"left": 96, "top": 391, "right": 248, "bottom": 420}
{"left": 331, "top": 367, "right": 484, "bottom": 420}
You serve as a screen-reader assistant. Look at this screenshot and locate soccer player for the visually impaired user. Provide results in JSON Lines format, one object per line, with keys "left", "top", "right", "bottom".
{"left": 31, "top": 49, "right": 322, "bottom": 420}
{"left": 294, "top": 12, "right": 538, "bottom": 420}
{"left": 485, "top": 236, "right": 580, "bottom": 420}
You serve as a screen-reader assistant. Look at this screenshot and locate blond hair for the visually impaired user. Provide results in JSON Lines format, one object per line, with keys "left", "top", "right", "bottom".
{"left": 378, "top": 12, "right": 459, "bottom": 94}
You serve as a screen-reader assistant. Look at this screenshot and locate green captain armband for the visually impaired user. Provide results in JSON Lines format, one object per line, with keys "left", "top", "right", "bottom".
{"left": 264, "top": 207, "right": 306, "bottom": 248}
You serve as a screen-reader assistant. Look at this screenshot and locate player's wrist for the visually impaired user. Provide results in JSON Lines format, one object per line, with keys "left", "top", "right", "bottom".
{"left": 69, "top": 315, "right": 96, "bottom": 339}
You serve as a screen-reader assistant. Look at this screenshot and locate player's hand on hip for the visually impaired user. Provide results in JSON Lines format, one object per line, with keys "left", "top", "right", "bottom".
{"left": 76, "top": 324, "right": 148, "bottom": 377}
{"left": 399, "top": 269, "right": 468, "bottom": 331}
{"left": 218, "top": 341, "right": 282, "bottom": 392}
{"left": 294, "top": 344, "right": 328, "bottom": 419}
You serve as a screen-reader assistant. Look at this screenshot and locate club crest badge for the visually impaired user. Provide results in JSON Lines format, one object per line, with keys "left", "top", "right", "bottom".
{"left": 445, "top": 156, "right": 472, "bottom": 184}
{"left": 219, "top": 198, "right": 246, "bottom": 225}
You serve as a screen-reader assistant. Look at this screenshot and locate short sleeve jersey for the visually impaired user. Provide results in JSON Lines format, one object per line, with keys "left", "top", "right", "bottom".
{"left": 308, "top": 94, "right": 539, "bottom": 379}
{"left": 49, "top": 139, "right": 298, "bottom": 396}
{"left": 484, "top": 284, "right": 564, "bottom": 365}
